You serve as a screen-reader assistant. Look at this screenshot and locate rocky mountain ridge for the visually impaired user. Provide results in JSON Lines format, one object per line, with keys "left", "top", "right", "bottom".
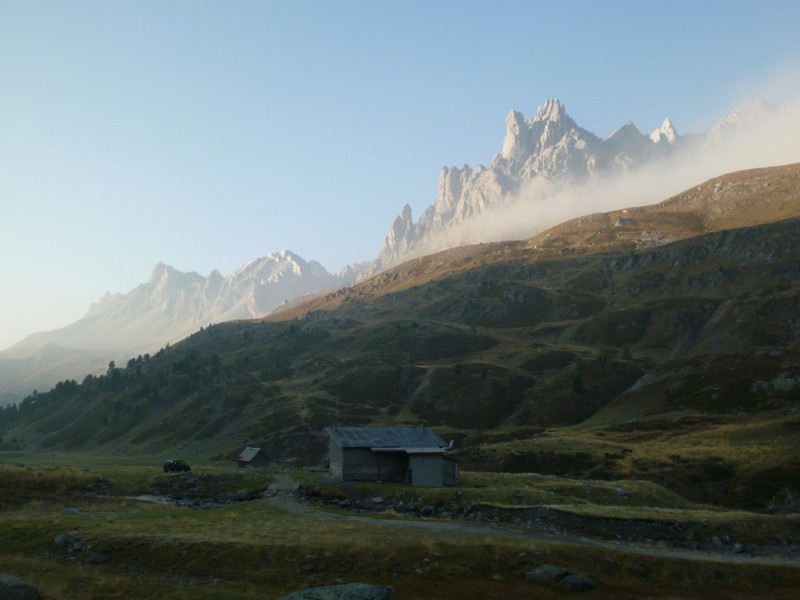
{"left": 365, "top": 98, "right": 781, "bottom": 276}
{"left": 0, "top": 250, "right": 358, "bottom": 402}
{"left": 273, "top": 163, "right": 800, "bottom": 321}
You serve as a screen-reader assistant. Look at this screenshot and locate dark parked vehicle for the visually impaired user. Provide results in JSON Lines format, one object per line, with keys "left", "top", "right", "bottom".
{"left": 163, "top": 459, "right": 191, "bottom": 473}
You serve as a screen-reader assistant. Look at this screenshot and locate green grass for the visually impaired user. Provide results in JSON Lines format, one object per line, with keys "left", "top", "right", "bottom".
{"left": 0, "top": 462, "right": 799, "bottom": 599}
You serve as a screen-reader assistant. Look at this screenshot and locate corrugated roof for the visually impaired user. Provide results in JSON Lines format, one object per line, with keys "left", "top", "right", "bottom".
{"left": 237, "top": 446, "right": 262, "bottom": 462}
{"left": 395, "top": 447, "right": 448, "bottom": 455}
{"left": 325, "top": 426, "right": 446, "bottom": 450}
{"left": 370, "top": 447, "right": 447, "bottom": 455}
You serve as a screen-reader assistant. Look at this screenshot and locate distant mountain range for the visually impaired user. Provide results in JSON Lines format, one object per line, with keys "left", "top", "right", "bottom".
{"left": 0, "top": 251, "right": 358, "bottom": 403}
{"left": 0, "top": 97, "right": 789, "bottom": 403}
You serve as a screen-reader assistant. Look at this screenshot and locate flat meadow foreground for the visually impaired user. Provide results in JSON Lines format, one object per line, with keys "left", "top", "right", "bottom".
{"left": 0, "top": 457, "right": 798, "bottom": 599}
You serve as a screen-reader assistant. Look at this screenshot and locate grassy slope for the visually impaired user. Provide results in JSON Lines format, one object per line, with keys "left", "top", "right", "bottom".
{"left": 1, "top": 165, "right": 799, "bottom": 511}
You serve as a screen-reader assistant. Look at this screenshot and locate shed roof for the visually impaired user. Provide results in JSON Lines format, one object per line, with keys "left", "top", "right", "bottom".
{"left": 237, "top": 446, "right": 262, "bottom": 462}
{"left": 325, "top": 426, "right": 447, "bottom": 450}
{"left": 371, "top": 447, "right": 447, "bottom": 455}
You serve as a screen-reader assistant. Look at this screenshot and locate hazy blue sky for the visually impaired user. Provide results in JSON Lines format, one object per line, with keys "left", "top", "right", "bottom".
{"left": 2, "top": 0, "right": 800, "bottom": 350}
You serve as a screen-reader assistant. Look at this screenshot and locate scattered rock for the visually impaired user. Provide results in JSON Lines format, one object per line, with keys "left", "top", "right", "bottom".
{"left": 53, "top": 534, "right": 79, "bottom": 549}
{"left": 278, "top": 582, "right": 394, "bottom": 600}
{"left": 0, "top": 573, "right": 39, "bottom": 599}
{"left": 560, "top": 573, "right": 595, "bottom": 592}
{"left": 526, "top": 564, "right": 571, "bottom": 585}
{"left": 527, "top": 564, "right": 595, "bottom": 592}
{"left": 87, "top": 553, "right": 109, "bottom": 564}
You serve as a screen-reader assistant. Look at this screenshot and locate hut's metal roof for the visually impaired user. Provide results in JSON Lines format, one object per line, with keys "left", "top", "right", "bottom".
{"left": 237, "top": 446, "right": 262, "bottom": 462}
{"left": 325, "top": 426, "right": 446, "bottom": 450}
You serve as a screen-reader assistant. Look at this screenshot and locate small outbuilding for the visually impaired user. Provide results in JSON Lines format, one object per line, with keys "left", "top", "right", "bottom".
{"left": 235, "top": 446, "right": 269, "bottom": 469}
{"left": 325, "top": 426, "right": 458, "bottom": 487}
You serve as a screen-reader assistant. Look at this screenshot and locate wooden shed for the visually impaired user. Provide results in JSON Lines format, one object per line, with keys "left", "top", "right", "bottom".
{"left": 235, "top": 446, "right": 269, "bottom": 468}
{"left": 325, "top": 426, "right": 458, "bottom": 487}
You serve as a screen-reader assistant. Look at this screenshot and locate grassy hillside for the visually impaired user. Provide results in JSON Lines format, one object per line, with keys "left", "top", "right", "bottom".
{"left": 2, "top": 164, "right": 799, "bottom": 511}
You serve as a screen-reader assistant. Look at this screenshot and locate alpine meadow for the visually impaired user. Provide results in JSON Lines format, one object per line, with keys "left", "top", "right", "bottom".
{"left": 2, "top": 3, "right": 800, "bottom": 598}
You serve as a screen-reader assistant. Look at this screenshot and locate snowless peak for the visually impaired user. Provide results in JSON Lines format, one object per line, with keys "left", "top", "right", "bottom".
{"left": 604, "top": 121, "right": 643, "bottom": 141}
{"left": 390, "top": 204, "right": 414, "bottom": 236}
{"left": 382, "top": 204, "right": 415, "bottom": 253}
{"left": 728, "top": 99, "right": 774, "bottom": 118}
{"left": 275, "top": 249, "right": 297, "bottom": 261}
{"left": 720, "top": 99, "right": 778, "bottom": 129}
{"left": 649, "top": 117, "right": 678, "bottom": 144}
{"left": 259, "top": 249, "right": 304, "bottom": 266}
{"left": 502, "top": 110, "right": 529, "bottom": 159}
{"left": 505, "top": 109, "right": 527, "bottom": 132}
{"left": 707, "top": 99, "right": 777, "bottom": 143}
{"left": 533, "top": 98, "right": 566, "bottom": 123}
{"left": 149, "top": 262, "right": 171, "bottom": 282}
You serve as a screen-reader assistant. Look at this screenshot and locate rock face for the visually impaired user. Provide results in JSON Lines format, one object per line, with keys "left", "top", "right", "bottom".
{"left": 365, "top": 98, "right": 677, "bottom": 275}
{"left": 278, "top": 583, "right": 394, "bottom": 600}
{"left": 0, "top": 573, "right": 39, "bottom": 600}
{"left": 365, "top": 98, "right": 778, "bottom": 277}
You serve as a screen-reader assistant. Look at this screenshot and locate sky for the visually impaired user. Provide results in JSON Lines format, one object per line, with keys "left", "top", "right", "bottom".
{"left": 2, "top": 0, "right": 800, "bottom": 351}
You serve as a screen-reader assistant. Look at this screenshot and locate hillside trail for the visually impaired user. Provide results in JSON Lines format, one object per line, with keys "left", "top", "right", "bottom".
{"left": 263, "top": 474, "right": 800, "bottom": 569}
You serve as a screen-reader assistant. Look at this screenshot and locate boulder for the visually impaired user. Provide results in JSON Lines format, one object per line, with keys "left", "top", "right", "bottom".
{"left": 526, "top": 564, "right": 595, "bottom": 592}
{"left": 0, "top": 574, "right": 39, "bottom": 599}
{"left": 527, "top": 564, "right": 570, "bottom": 585}
{"left": 278, "top": 583, "right": 394, "bottom": 600}
{"left": 560, "top": 573, "right": 595, "bottom": 592}
{"left": 53, "top": 534, "right": 79, "bottom": 549}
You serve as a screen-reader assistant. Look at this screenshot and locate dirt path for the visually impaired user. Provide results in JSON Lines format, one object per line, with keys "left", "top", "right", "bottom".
{"left": 264, "top": 486, "right": 800, "bottom": 569}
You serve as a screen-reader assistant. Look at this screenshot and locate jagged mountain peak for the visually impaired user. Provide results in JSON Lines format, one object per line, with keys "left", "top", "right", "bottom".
{"left": 604, "top": 121, "right": 644, "bottom": 141}
{"left": 270, "top": 248, "right": 302, "bottom": 262}
{"left": 371, "top": 96, "right": 784, "bottom": 277}
{"left": 708, "top": 99, "right": 780, "bottom": 142}
{"left": 231, "top": 249, "right": 324, "bottom": 282}
{"left": 149, "top": 261, "right": 170, "bottom": 282}
{"left": 727, "top": 99, "right": 777, "bottom": 119}
{"left": 500, "top": 98, "right": 579, "bottom": 162}
{"left": 146, "top": 262, "right": 204, "bottom": 291}
{"left": 650, "top": 117, "right": 678, "bottom": 144}
{"left": 532, "top": 98, "right": 567, "bottom": 123}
